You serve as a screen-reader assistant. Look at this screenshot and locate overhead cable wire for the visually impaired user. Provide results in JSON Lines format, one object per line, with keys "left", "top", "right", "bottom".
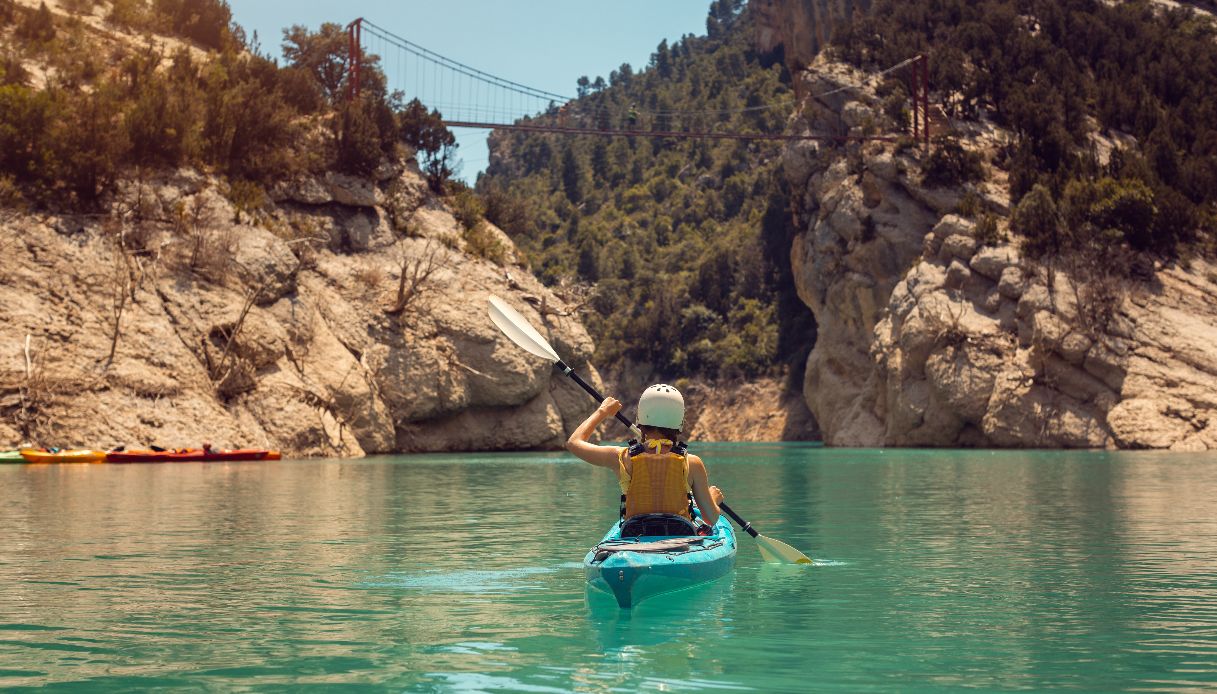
{"left": 360, "top": 18, "right": 921, "bottom": 125}
{"left": 361, "top": 19, "right": 568, "bottom": 103}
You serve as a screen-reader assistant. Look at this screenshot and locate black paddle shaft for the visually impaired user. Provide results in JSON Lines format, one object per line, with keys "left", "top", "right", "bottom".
{"left": 555, "top": 360, "right": 637, "bottom": 432}
{"left": 719, "top": 502, "right": 759, "bottom": 538}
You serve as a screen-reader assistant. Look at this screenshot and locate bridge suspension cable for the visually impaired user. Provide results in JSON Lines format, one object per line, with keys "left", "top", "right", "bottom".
{"left": 346, "top": 18, "right": 928, "bottom": 144}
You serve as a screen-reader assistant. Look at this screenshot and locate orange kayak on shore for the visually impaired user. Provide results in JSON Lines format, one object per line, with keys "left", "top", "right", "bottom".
{"left": 20, "top": 449, "right": 107, "bottom": 464}
{"left": 105, "top": 448, "right": 281, "bottom": 463}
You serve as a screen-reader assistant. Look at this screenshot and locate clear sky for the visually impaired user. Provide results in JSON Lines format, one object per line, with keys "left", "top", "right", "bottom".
{"left": 226, "top": 0, "right": 716, "bottom": 182}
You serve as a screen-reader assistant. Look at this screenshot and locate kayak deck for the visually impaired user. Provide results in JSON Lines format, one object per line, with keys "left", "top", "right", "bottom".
{"left": 20, "top": 449, "right": 107, "bottom": 464}
{"left": 106, "top": 449, "right": 280, "bottom": 463}
{"left": 583, "top": 512, "right": 736, "bottom": 609}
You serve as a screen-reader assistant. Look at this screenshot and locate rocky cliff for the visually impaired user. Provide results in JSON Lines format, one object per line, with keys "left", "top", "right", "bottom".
{"left": 752, "top": 0, "right": 870, "bottom": 75}
{"left": 0, "top": 160, "right": 604, "bottom": 456}
{"left": 776, "top": 55, "right": 1217, "bottom": 450}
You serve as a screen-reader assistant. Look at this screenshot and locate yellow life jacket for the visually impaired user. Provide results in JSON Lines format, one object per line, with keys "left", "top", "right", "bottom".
{"left": 616, "top": 439, "right": 692, "bottom": 520}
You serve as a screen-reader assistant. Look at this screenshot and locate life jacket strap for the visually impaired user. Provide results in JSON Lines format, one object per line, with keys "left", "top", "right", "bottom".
{"left": 628, "top": 439, "right": 689, "bottom": 457}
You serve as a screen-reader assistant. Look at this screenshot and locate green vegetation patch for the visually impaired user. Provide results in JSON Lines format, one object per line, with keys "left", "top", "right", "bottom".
{"left": 834, "top": 0, "right": 1217, "bottom": 266}
{"left": 477, "top": 0, "right": 815, "bottom": 381}
{"left": 0, "top": 5, "right": 459, "bottom": 211}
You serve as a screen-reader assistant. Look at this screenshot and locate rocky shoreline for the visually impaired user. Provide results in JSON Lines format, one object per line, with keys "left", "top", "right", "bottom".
{"left": 0, "top": 159, "right": 606, "bottom": 457}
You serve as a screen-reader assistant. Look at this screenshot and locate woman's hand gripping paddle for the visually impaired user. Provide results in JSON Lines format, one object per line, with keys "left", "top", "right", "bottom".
{"left": 488, "top": 295, "right": 813, "bottom": 565}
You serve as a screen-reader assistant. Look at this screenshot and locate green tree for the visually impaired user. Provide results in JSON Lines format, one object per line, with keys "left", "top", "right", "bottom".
{"left": 399, "top": 98, "right": 457, "bottom": 193}
{"left": 653, "top": 39, "right": 672, "bottom": 79}
{"left": 55, "top": 83, "right": 127, "bottom": 205}
{"left": 200, "top": 51, "right": 298, "bottom": 180}
{"left": 922, "top": 135, "right": 985, "bottom": 187}
{"left": 0, "top": 52, "right": 29, "bottom": 87}
{"left": 282, "top": 22, "right": 349, "bottom": 103}
{"left": 124, "top": 56, "right": 202, "bottom": 167}
{"left": 0, "top": 84, "right": 58, "bottom": 188}
{"left": 561, "top": 146, "right": 584, "bottom": 204}
{"left": 107, "top": 0, "right": 146, "bottom": 28}
{"left": 1011, "top": 183, "right": 1062, "bottom": 258}
{"left": 16, "top": 2, "right": 55, "bottom": 43}
{"left": 151, "top": 0, "right": 234, "bottom": 51}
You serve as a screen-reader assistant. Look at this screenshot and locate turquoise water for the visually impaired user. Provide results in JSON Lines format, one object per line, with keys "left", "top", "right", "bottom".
{"left": 2, "top": 445, "right": 1216, "bottom": 691}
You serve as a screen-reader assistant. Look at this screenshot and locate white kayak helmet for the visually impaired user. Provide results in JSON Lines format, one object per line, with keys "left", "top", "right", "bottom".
{"left": 637, "top": 384, "right": 685, "bottom": 430}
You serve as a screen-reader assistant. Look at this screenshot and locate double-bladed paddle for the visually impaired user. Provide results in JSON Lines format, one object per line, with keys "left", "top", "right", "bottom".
{"left": 718, "top": 503, "right": 813, "bottom": 564}
{"left": 487, "top": 295, "right": 813, "bottom": 565}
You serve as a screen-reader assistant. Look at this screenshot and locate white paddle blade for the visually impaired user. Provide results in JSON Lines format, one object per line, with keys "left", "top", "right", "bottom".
{"left": 488, "top": 295, "right": 561, "bottom": 363}
{"left": 756, "top": 534, "right": 814, "bottom": 565}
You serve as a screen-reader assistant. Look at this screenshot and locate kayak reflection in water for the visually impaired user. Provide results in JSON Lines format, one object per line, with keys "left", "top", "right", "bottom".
{"left": 566, "top": 384, "right": 725, "bottom": 534}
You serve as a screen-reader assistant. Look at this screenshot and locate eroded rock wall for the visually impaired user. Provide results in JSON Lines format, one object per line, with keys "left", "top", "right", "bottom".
{"left": 0, "top": 160, "right": 602, "bottom": 456}
{"left": 783, "top": 56, "right": 1217, "bottom": 450}
{"left": 752, "top": 0, "right": 871, "bottom": 73}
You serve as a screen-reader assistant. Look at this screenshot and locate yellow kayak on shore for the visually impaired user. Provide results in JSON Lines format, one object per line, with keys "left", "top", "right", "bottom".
{"left": 20, "top": 448, "right": 107, "bottom": 464}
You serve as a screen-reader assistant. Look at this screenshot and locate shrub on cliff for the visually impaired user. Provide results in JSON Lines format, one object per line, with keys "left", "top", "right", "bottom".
{"left": 200, "top": 50, "right": 300, "bottom": 181}
{"left": 16, "top": 2, "right": 55, "bottom": 43}
{"left": 0, "top": 81, "right": 128, "bottom": 206}
{"left": 56, "top": 84, "right": 128, "bottom": 205}
{"left": 282, "top": 22, "right": 351, "bottom": 104}
{"left": 0, "top": 85, "right": 59, "bottom": 195}
{"left": 922, "top": 135, "right": 985, "bottom": 187}
{"left": 398, "top": 98, "right": 456, "bottom": 193}
{"left": 0, "top": 52, "right": 27, "bottom": 86}
{"left": 834, "top": 0, "right": 1216, "bottom": 260}
{"left": 151, "top": 0, "right": 235, "bottom": 51}
{"left": 335, "top": 97, "right": 386, "bottom": 177}
{"left": 1012, "top": 184, "right": 1062, "bottom": 258}
{"left": 123, "top": 54, "right": 202, "bottom": 168}
{"left": 1061, "top": 177, "right": 1158, "bottom": 255}
{"left": 107, "top": 0, "right": 145, "bottom": 28}
{"left": 451, "top": 181, "right": 509, "bottom": 265}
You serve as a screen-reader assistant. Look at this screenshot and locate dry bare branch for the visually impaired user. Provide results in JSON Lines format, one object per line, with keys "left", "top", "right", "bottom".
{"left": 104, "top": 242, "right": 132, "bottom": 368}
{"left": 384, "top": 240, "right": 442, "bottom": 316}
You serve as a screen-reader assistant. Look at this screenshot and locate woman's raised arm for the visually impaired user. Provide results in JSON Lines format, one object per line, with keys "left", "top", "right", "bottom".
{"left": 566, "top": 397, "right": 625, "bottom": 469}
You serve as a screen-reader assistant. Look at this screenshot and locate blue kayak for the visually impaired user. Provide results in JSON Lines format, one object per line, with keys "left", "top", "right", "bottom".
{"left": 583, "top": 510, "right": 737, "bottom": 608}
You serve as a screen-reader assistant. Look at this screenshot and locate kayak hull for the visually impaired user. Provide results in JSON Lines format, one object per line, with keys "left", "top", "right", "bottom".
{"left": 106, "top": 449, "right": 280, "bottom": 463}
{"left": 583, "top": 512, "right": 736, "bottom": 609}
{"left": 20, "top": 449, "right": 107, "bottom": 464}
{"left": 0, "top": 450, "right": 24, "bottom": 464}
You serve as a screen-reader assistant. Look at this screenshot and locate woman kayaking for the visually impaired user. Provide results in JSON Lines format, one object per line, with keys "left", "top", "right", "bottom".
{"left": 566, "top": 384, "right": 725, "bottom": 534}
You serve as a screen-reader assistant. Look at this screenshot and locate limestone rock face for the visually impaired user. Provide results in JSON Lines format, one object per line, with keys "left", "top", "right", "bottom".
{"left": 752, "top": 0, "right": 872, "bottom": 73}
{"left": 783, "top": 54, "right": 1217, "bottom": 450}
{"left": 0, "top": 163, "right": 601, "bottom": 457}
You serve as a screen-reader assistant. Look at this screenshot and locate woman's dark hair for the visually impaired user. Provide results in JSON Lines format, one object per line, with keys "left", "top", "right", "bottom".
{"left": 639, "top": 425, "right": 681, "bottom": 441}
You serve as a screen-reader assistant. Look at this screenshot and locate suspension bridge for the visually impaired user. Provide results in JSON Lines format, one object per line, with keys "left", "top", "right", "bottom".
{"left": 346, "top": 18, "right": 931, "bottom": 146}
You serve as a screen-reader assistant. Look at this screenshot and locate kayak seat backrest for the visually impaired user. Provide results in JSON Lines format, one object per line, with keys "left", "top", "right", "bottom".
{"left": 620, "top": 513, "right": 698, "bottom": 538}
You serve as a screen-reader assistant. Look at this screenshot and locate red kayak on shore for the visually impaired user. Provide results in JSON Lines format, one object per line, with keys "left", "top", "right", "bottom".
{"left": 106, "top": 448, "right": 281, "bottom": 463}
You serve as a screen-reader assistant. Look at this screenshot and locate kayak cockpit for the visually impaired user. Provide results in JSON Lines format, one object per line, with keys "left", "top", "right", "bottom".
{"left": 620, "top": 512, "right": 701, "bottom": 537}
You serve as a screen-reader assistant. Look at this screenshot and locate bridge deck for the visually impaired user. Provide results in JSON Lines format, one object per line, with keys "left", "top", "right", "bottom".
{"left": 442, "top": 120, "right": 895, "bottom": 143}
